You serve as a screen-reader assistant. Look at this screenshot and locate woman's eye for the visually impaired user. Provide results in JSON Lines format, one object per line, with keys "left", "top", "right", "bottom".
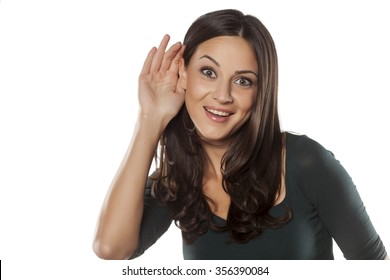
{"left": 201, "top": 67, "right": 217, "bottom": 78}
{"left": 234, "top": 77, "right": 252, "bottom": 87}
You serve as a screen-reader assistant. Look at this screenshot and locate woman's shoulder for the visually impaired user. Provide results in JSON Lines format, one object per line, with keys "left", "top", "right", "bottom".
{"left": 284, "top": 131, "right": 336, "bottom": 170}
{"left": 283, "top": 132, "right": 351, "bottom": 204}
{"left": 285, "top": 131, "right": 327, "bottom": 154}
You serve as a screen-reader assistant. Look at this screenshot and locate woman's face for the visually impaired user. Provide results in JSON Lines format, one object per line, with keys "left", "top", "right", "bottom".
{"left": 180, "top": 36, "right": 258, "bottom": 145}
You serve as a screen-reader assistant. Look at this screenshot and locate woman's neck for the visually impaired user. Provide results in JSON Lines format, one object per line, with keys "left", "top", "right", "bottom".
{"left": 202, "top": 142, "right": 228, "bottom": 180}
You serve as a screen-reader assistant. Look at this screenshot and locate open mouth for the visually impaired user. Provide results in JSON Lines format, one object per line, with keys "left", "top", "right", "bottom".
{"left": 204, "top": 106, "right": 233, "bottom": 117}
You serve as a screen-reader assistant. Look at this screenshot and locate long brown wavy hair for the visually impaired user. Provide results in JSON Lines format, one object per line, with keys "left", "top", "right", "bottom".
{"left": 151, "top": 9, "right": 291, "bottom": 244}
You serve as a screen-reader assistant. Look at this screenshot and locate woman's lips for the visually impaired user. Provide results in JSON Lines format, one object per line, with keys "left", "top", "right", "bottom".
{"left": 203, "top": 106, "right": 233, "bottom": 123}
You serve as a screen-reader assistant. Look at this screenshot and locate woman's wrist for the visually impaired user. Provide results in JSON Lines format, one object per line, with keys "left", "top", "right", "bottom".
{"left": 135, "top": 113, "right": 167, "bottom": 142}
{"left": 136, "top": 111, "right": 170, "bottom": 137}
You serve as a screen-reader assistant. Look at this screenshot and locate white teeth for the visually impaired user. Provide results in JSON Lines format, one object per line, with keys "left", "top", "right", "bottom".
{"left": 205, "top": 108, "right": 231, "bottom": 117}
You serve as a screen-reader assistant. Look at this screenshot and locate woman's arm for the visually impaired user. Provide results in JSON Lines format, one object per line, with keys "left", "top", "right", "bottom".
{"left": 93, "top": 35, "right": 185, "bottom": 260}
{"left": 296, "top": 136, "right": 388, "bottom": 260}
{"left": 93, "top": 120, "right": 163, "bottom": 260}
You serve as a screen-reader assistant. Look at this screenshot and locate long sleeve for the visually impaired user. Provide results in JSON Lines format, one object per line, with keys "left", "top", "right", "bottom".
{"left": 129, "top": 180, "right": 173, "bottom": 259}
{"left": 295, "top": 135, "right": 387, "bottom": 259}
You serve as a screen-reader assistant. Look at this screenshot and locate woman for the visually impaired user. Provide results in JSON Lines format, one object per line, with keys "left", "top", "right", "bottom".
{"left": 93, "top": 9, "right": 388, "bottom": 260}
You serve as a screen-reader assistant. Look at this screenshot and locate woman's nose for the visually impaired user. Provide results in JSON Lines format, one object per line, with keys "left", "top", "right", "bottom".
{"left": 211, "top": 82, "right": 233, "bottom": 104}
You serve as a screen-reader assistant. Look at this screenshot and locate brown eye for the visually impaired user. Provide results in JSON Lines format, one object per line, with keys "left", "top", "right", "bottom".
{"left": 234, "top": 77, "right": 252, "bottom": 87}
{"left": 201, "top": 67, "right": 217, "bottom": 78}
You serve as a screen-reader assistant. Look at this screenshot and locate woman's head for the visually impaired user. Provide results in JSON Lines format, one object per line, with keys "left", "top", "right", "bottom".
{"left": 179, "top": 9, "right": 280, "bottom": 148}
{"left": 179, "top": 35, "right": 258, "bottom": 144}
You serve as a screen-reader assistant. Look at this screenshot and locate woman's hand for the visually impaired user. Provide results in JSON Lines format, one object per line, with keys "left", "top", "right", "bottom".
{"left": 138, "top": 35, "right": 185, "bottom": 127}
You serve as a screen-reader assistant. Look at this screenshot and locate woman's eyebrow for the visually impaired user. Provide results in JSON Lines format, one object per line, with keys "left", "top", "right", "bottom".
{"left": 235, "top": 70, "right": 258, "bottom": 79}
{"left": 199, "top": 55, "right": 220, "bottom": 67}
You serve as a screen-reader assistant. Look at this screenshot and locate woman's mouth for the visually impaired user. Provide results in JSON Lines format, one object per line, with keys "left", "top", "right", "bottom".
{"left": 204, "top": 106, "right": 233, "bottom": 123}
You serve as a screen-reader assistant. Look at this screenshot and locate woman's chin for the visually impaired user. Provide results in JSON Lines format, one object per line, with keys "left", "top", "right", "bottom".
{"left": 195, "top": 128, "right": 232, "bottom": 147}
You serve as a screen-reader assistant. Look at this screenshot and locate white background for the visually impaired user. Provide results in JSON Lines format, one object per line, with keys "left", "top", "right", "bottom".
{"left": 1, "top": 0, "right": 389, "bottom": 279}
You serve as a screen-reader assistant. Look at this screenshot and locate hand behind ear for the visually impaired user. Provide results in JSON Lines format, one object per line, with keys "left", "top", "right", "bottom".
{"left": 138, "top": 35, "right": 186, "bottom": 126}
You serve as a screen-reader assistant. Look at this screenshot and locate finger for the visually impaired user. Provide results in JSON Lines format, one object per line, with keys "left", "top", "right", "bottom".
{"left": 150, "top": 34, "right": 170, "bottom": 71}
{"left": 140, "top": 47, "right": 157, "bottom": 75}
{"left": 168, "top": 44, "right": 185, "bottom": 75}
{"left": 160, "top": 42, "right": 182, "bottom": 73}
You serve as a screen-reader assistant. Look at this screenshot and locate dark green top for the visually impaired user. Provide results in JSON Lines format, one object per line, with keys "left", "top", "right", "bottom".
{"left": 131, "top": 133, "right": 387, "bottom": 260}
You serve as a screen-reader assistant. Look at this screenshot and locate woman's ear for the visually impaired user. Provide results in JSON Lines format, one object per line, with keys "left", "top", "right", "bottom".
{"left": 177, "top": 58, "right": 187, "bottom": 92}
